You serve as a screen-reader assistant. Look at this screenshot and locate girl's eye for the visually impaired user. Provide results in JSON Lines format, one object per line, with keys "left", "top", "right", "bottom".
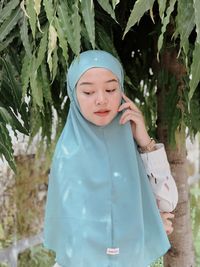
{"left": 83, "top": 91, "right": 94, "bottom": 95}
{"left": 106, "top": 89, "right": 116, "bottom": 93}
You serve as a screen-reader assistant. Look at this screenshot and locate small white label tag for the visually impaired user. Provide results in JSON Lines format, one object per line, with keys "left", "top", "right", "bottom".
{"left": 106, "top": 248, "right": 119, "bottom": 255}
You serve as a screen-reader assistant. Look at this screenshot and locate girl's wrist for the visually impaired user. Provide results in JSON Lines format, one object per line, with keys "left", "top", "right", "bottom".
{"left": 138, "top": 138, "right": 156, "bottom": 153}
{"left": 135, "top": 134, "right": 151, "bottom": 148}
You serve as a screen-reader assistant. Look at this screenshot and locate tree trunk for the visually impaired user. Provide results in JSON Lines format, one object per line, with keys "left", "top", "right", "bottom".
{"left": 156, "top": 49, "right": 195, "bottom": 267}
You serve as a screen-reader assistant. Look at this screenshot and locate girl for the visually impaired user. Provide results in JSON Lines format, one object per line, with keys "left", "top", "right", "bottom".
{"left": 44, "top": 50, "right": 178, "bottom": 267}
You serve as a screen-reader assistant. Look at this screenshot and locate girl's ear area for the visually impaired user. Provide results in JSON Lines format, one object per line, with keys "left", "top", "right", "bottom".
{"left": 120, "top": 92, "right": 125, "bottom": 104}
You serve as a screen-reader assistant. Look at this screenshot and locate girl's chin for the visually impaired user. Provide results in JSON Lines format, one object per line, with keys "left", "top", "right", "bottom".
{"left": 90, "top": 115, "right": 117, "bottom": 127}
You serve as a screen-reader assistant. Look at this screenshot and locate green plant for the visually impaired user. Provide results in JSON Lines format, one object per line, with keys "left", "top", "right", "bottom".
{"left": 18, "top": 244, "right": 55, "bottom": 267}
{"left": 1, "top": 0, "right": 200, "bottom": 170}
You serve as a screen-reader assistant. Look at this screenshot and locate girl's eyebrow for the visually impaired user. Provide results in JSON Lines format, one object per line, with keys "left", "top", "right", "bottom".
{"left": 79, "top": 82, "right": 94, "bottom": 86}
{"left": 79, "top": 79, "right": 118, "bottom": 86}
{"left": 105, "top": 78, "right": 118, "bottom": 83}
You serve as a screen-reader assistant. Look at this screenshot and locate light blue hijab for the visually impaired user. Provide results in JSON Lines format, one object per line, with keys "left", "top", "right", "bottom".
{"left": 44, "top": 50, "right": 170, "bottom": 267}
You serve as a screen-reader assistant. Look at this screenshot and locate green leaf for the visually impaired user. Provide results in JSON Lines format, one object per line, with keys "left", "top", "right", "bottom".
{"left": 123, "top": 0, "right": 155, "bottom": 38}
{"left": 175, "top": 0, "right": 195, "bottom": 57}
{"left": 111, "top": 0, "right": 120, "bottom": 9}
{"left": 51, "top": 47, "right": 58, "bottom": 82}
{"left": 43, "top": 0, "right": 54, "bottom": 24}
{"left": 26, "top": 0, "right": 37, "bottom": 38}
{"left": 30, "top": 55, "right": 43, "bottom": 108}
{"left": 0, "top": 31, "right": 18, "bottom": 52}
{"left": 20, "top": 15, "right": 32, "bottom": 58}
{"left": 58, "top": 1, "right": 80, "bottom": 55}
{"left": 29, "top": 106, "right": 42, "bottom": 139}
{"left": 0, "top": 57, "right": 21, "bottom": 108}
{"left": 21, "top": 53, "right": 31, "bottom": 98}
{"left": 0, "top": 123, "right": 16, "bottom": 172}
{"left": 157, "top": 0, "right": 167, "bottom": 20}
{"left": 0, "top": 107, "right": 14, "bottom": 124}
{"left": 96, "top": 22, "right": 118, "bottom": 57}
{"left": 34, "top": 0, "right": 42, "bottom": 16}
{"left": 189, "top": 42, "right": 200, "bottom": 100}
{"left": 57, "top": 2, "right": 73, "bottom": 49}
{"left": 81, "top": 0, "right": 95, "bottom": 49}
{"left": 157, "top": 0, "right": 176, "bottom": 57}
{"left": 0, "top": 0, "right": 19, "bottom": 23}
{"left": 38, "top": 64, "right": 52, "bottom": 104}
{"left": 193, "top": 0, "right": 200, "bottom": 44}
{"left": 71, "top": 1, "right": 81, "bottom": 55}
{"left": 188, "top": 88, "right": 200, "bottom": 133}
{"left": 96, "top": 0, "right": 116, "bottom": 21}
{"left": 47, "top": 24, "right": 57, "bottom": 76}
{"left": 0, "top": 7, "right": 22, "bottom": 42}
{"left": 36, "top": 26, "right": 48, "bottom": 69}
{"left": 0, "top": 107, "right": 28, "bottom": 134}
{"left": 54, "top": 17, "right": 68, "bottom": 62}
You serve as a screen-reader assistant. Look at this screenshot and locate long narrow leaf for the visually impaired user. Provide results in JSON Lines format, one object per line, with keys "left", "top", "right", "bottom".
{"left": 0, "top": 57, "right": 21, "bottom": 108}
{"left": 54, "top": 17, "right": 68, "bottom": 62}
{"left": 0, "top": 7, "right": 22, "bottom": 42}
{"left": 0, "top": 31, "right": 18, "bottom": 52}
{"left": 47, "top": 24, "right": 57, "bottom": 76}
{"left": 111, "top": 0, "right": 119, "bottom": 9}
{"left": 189, "top": 42, "right": 200, "bottom": 100}
{"left": 123, "top": 0, "right": 155, "bottom": 38}
{"left": 157, "top": 0, "right": 167, "bottom": 20}
{"left": 34, "top": 0, "right": 42, "bottom": 16}
{"left": 96, "top": 0, "right": 116, "bottom": 21}
{"left": 71, "top": 1, "right": 81, "bottom": 55}
{"left": 193, "top": 0, "right": 200, "bottom": 44}
{"left": 175, "top": 0, "right": 195, "bottom": 57}
{"left": 57, "top": 2, "right": 73, "bottom": 47}
{"left": 58, "top": 1, "right": 80, "bottom": 55}
{"left": 30, "top": 55, "right": 43, "bottom": 108}
{"left": 39, "top": 64, "right": 52, "bottom": 103}
{"left": 0, "top": 107, "right": 28, "bottom": 134}
{"left": 96, "top": 22, "right": 118, "bottom": 57}
{"left": 36, "top": 26, "right": 48, "bottom": 69}
{"left": 26, "top": 0, "right": 37, "bottom": 38}
{"left": 21, "top": 53, "right": 31, "bottom": 98}
{"left": 0, "top": 0, "right": 19, "bottom": 23}
{"left": 157, "top": 0, "right": 176, "bottom": 57}
{"left": 34, "top": 0, "right": 42, "bottom": 32}
{"left": 43, "top": 0, "right": 54, "bottom": 24}
{"left": 51, "top": 47, "right": 58, "bottom": 82}
{"left": 81, "top": 0, "right": 95, "bottom": 49}
{"left": 20, "top": 15, "right": 32, "bottom": 58}
{"left": 0, "top": 123, "right": 16, "bottom": 171}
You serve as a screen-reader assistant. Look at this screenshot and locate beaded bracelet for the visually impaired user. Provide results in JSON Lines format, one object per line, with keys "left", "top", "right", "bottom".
{"left": 139, "top": 138, "right": 156, "bottom": 153}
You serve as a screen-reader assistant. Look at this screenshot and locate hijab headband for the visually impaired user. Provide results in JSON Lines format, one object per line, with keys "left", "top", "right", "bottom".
{"left": 66, "top": 50, "right": 124, "bottom": 101}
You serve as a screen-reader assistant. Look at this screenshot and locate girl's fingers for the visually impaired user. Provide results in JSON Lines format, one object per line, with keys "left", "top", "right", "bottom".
{"left": 166, "top": 226, "right": 174, "bottom": 235}
{"left": 119, "top": 110, "right": 142, "bottom": 125}
{"left": 162, "top": 212, "right": 175, "bottom": 220}
{"left": 122, "top": 93, "right": 141, "bottom": 111}
{"left": 160, "top": 212, "right": 174, "bottom": 235}
{"left": 122, "top": 93, "right": 132, "bottom": 103}
{"left": 118, "top": 102, "right": 141, "bottom": 114}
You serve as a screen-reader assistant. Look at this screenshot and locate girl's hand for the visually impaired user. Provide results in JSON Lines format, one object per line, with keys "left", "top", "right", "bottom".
{"left": 160, "top": 212, "right": 174, "bottom": 235}
{"left": 118, "top": 93, "right": 151, "bottom": 147}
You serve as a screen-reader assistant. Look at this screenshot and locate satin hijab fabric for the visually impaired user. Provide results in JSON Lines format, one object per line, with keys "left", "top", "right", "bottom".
{"left": 44, "top": 50, "right": 170, "bottom": 267}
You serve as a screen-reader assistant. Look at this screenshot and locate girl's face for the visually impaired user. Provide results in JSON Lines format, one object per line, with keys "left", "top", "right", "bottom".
{"left": 76, "top": 68, "right": 122, "bottom": 126}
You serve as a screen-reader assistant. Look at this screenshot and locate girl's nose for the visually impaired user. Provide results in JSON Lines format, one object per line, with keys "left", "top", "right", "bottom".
{"left": 95, "top": 91, "right": 108, "bottom": 105}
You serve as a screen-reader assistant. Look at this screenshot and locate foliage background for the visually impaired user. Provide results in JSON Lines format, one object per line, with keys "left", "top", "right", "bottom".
{"left": 1, "top": 0, "right": 200, "bottom": 266}
{"left": 1, "top": 0, "right": 200, "bottom": 169}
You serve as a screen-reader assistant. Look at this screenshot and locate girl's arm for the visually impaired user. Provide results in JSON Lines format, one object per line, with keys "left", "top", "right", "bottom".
{"left": 140, "top": 144, "right": 178, "bottom": 212}
{"left": 119, "top": 93, "right": 178, "bottom": 212}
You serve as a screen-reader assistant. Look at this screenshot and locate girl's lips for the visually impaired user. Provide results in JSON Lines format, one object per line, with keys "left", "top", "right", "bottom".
{"left": 94, "top": 110, "right": 110, "bottom": 117}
